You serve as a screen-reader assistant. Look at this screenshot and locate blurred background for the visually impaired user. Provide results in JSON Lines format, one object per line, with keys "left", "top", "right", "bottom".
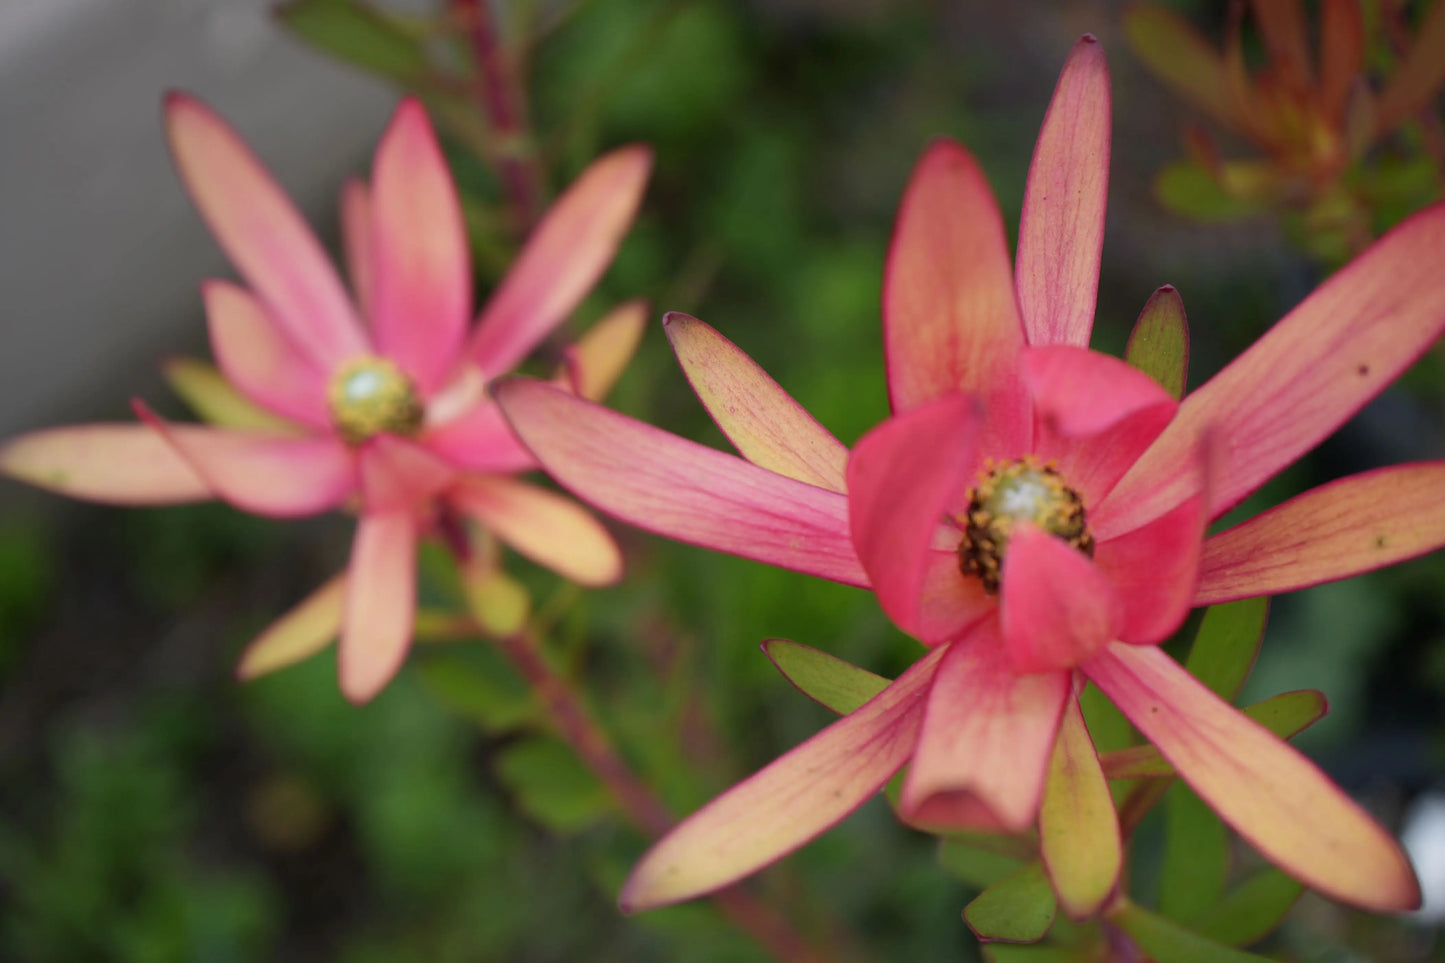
{"left": 1, "top": 0, "right": 1443, "bottom": 959}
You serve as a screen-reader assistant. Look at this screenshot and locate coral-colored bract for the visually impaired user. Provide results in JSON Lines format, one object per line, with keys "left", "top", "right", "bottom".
{"left": 1, "top": 95, "right": 653, "bottom": 704}
{"left": 496, "top": 36, "right": 1444, "bottom": 916}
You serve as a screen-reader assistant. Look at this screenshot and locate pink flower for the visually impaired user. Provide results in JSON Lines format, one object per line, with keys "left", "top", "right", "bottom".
{"left": 494, "top": 37, "right": 1445, "bottom": 916}
{"left": 2, "top": 95, "right": 652, "bottom": 703}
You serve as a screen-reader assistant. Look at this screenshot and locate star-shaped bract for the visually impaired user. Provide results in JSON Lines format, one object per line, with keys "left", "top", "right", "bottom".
{"left": 2, "top": 96, "right": 652, "bottom": 703}
{"left": 495, "top": 36, "right": 1444, "bottom": 916}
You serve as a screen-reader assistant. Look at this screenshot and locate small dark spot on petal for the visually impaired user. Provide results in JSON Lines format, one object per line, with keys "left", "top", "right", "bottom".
{"left": 1375, "top": 534, "right": 1388, "bottom": 549}
{"left": 1357, "top": 363, "right": 1370, "bottom": 377}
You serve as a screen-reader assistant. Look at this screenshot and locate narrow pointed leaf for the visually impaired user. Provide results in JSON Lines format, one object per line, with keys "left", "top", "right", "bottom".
{"left": 761, "top": 638, "right": 889, "bottom": 715}
{"left": 1123, "top": 5, "right": 1242, "bottom": 130}
{"left": 1374, "top": 0, "right": 1445, "bottom": 135}
{"left": 1124, "top": 285, "right": 1189, "bottom": 399}
{"left": 963, "top": 861, "right": 1057, "bottom": 944}
{"left": 1158, "top": 783, "right": 1228, "bottom": 922}
{"left": 1190, "top": 868, "right": 1304, "bottom": 947}
{"left": 1039, "top": 695, "right": 1121, "bottom": 920}
{"left": 277, "top": 0, "right": 431, "bottom": 83}
{"left": 1183, "top": 597, "right": 1269, "bottom": 700}
{"left": 1196, "top": 463, "right": 1445, "bottom": 605}
{"left": 1319, "top": 0, "right": 1365, "bottom": 118}
{"left": 1250, "top": 0, "right": 1314, "bottom": 89}
{"left": 236, "top": 574, "right": 344, "bottom": 680}
{"left": 666, "top": 312, "right": 848, "bottom": 491}
{"left": 494, "top": 380, "right": 866, "bottom": 586}
{"left": 161, "top": 357, "right": 302, "bottom": 433}
{"left": 1107, "top": 899, "right": 1274, "bottom": 963}
{"left": 1099, "top": 689, "right": 1327, "bottom": 778}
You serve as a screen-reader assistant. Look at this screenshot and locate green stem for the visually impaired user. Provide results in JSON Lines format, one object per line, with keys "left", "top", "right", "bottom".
{"left": 489, "top": 625, "right": 842, "bottom": 963}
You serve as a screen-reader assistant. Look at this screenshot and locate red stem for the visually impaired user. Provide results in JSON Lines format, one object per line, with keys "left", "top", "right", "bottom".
{"left": 492, "top": 628, "right": 842, "bottom": 963}
{"left": 450, "top": 0, "right": 546, "bottom": 234}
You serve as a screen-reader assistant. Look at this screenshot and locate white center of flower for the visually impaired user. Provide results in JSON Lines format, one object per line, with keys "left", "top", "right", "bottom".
{"left": 326, "top": 356, "right": 425, "bottom": 445}
{"left": 995, "top": 474, "right": 1052, "bottom": 520}
{"left": 957, "top": 457, "right": 1094, "bottom": 594}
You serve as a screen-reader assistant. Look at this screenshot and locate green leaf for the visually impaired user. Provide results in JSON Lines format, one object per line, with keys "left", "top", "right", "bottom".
{"left": 1100, "top": 690, "right": 1327, "bottom": 778}
{"left": 1155, "top": 161, "right": 1269, "bottom": 223}
{"left": 1185, "top": 598, "right": 1269, "bottom": 701}
{"left": 277, "top": 0, "right": 432, "bottom": 84}
{"left": 983, "top": 945, "right": 1081, "bottom": 963}
{"left": 761, "top": 638, "right": 889, "bottom": 715}
{"left": 1125, "top": 285, "right": 1190, "bottom": 399}
{"left": 418, "top": 653, "right": 539, "bottom": 734}
{"left": 494, "top": 736, "right": 613, "bottom": 835}
{"left": 1108, "top": 900, "right": 1274, "bottom": 963}
{"left": 160, "top": 357, "right": 296, "bottom": 432}
{"left": 964, "top": 861, "right": 1057, "bottom": 944}
{"left": 938, "top": 835, "right": 1031, "bottom": 889}
{"left": 1190, "top": 868, "right": 1304, "bottom": 947}
{"left": 1159, "top": 784, "right": 1227, "bottom": 922}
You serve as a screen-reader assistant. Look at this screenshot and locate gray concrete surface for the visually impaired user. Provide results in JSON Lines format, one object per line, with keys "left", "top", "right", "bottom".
{"left": 0, "top": 0, "right": 399, "bottom": 438}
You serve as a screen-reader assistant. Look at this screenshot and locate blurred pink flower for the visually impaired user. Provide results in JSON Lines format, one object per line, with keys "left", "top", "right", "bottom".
{"left": 495, "top": 37, "right": 1445, "bottom": 915}
{"left": 2, "top": 95, "right": 652, "bottom": 703}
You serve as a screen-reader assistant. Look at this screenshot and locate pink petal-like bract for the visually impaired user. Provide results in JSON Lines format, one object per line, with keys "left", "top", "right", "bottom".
{"left": 357, "top": 435, "right": 456, "bottom": 515}
{"left": 619, "top": 644, "right": 946, "bottom": 912}
{"left": 202, "top": 280, "right": 328, "bottom": 428}
{"left": 367, "top": 99, "right": 471, "bottom": 394}
{"left": 1093, "top": 489, "right": 1207, "bottom": 644}
{"left": 1196, "top": 462, "right": 1445, "bottom": 604}
{"left": 1106, "top": 204, "right": 1445, "bottom": 532}
{"left": 494, "top": 380, "right": 866, "bottom": 586}
{"left": 1085, "top": 643, "right": 1421, "bottom": 913}
{"left": 467, "top": 146, "right": 653, "bottom": 377}
{"left": 136, "top": 402, "right": 356, "bottom": 518}
{"left": 422, "top": 399, "right": 538, "bottom": 474}
{"left": 1024, "top": 344, "right": 1176, "bottom": 507}
{"left": 339, "top": 511, "right": 418, "bottom": 704}
{"left": 1015, "top": 35, "right": 1110, "bottom": 349}
{"left": 449, "top": 476, "right": 622, "bottom": 586}
{"left": 1000, "top": 525, "right": 1120, "bottom": 674}
{"left": 883, "top": 140, "right": 1029, "bottom": 452}
{"left": 165, "top": 93, "right": 368, "bottom": 369}
{"left": 847, "top": 394, "right": 984, "bottom": 641}
{"left": 903, "top": 627, "right": 1070, "bottom": 832}
{"left": 0, "top": 424, "right": 212, "bottom": 505}
{"left": 340, "top": 178, "right": 374, "bottom": 321}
